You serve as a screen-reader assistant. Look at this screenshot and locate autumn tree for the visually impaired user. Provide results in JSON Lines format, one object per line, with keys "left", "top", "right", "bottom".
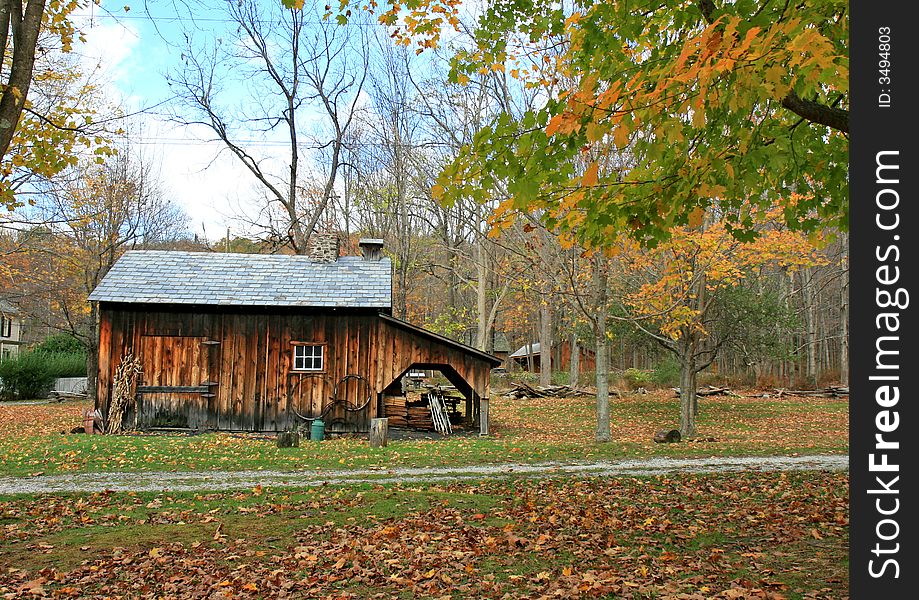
{"left": 9, "top": 144, "right": 187, "bottom": 400}
{"left": 0, "top": 0, "right": 51, "bottom": 166}
{"left": 2, "top": 0, "right": 116, "bottom": 207}
{"left": 389, "top": 45, "right": 528, "bottom": 346}
{"left": 314, "top": 0, "right": 848, "bottom": 233}
{"left": 615, "top": 210, "right": 828, "bottom": 437}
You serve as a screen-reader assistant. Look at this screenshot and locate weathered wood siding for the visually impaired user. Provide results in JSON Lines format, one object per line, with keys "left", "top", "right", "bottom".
{"left": 375, "top": 318, "right": 490, "bottom": 401}
{"left": 97, "top": 305, "right": 494, "bottom": 432}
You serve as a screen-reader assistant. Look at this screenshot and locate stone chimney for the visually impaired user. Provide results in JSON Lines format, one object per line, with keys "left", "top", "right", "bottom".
{"left": 307, "top": 232, "right": 340, "bottom": 263}
{"left": 358, "top": 238, "right": 385, "bottom": 261}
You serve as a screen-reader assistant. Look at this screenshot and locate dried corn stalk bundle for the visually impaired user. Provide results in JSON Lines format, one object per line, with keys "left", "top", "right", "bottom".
{"left": 106, "top": 353, "right": 143, "bottom": 434}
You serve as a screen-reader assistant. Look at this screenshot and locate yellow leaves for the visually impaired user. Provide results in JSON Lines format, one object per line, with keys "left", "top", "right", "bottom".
{"left": 596, "top": 83, "right": 621, "bottom": 112}
{"left": 564, "top": 12, "right": 582, "bottom": 30}
{"left": 487, "top": 200, "right": 517, "bottom": 237}
{"left": 546, "top": 113, "right": 563, "bottom": 137}
{"left": 585, "top": 121, "right": 606, "bottom": 143}
{"left": 581, "top": 162, "right": 600, "bottom": 187}
{"left": 558, "top": 232, "right": 579, "bottom": 251}
{"left": 687, "top": 207, "right": 705, "bottom": 229}
{"left": 764, "top": 63, "right": 789, "bottom": 98}
{"left": 621, "top": 201, "right": 832, "bottom": 342}
{"left": 736, "top": 26, "right": 761, "bottom": 56}
{"left": 691, "top": 106, "right": 705, "bottom": 129}
{"left": 613, "top": 125, "right": 630, "bottom": 149}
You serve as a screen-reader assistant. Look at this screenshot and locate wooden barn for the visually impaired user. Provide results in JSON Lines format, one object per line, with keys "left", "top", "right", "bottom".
{"left": 89, "top": 239, "right": 501, "bottom": 434}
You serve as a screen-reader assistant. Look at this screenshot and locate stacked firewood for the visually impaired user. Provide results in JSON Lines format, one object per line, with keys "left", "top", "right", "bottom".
{"left": 407, "top": 400, "right": 435, "bottom": 430}
{"left": 383, "top": 392, "right": 439, "bottom": 430}
{"left": 505, "top": 383, "right": 594, "bottom": 399}
{"left": 382, "top": 395, "right": 408, "bottom": 428}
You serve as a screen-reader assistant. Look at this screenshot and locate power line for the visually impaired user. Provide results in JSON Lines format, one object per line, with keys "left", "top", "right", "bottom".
{"left": 76, "top": 10, "right": 384, "bottom": 28}
{"left": 125, "top": 136, "right": 456, "bottom": 149}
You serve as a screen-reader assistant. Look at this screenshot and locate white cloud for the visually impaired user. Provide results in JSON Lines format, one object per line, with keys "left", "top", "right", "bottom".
{"left": 68, "top": 4, "right": 356, "bottom": 242}
{"left": 70, "top": 8, "right": 258, "bottom": 238}
{"left": 74, "top": 12, "right": 141, "bottom": 102}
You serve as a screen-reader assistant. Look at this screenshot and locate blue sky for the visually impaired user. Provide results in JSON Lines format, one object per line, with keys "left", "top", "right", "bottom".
{"left": 75, "top": 1, "right": 307, "bottom": 241}
{"left": 72, "top": 0, "right": 482, "bottom": 242}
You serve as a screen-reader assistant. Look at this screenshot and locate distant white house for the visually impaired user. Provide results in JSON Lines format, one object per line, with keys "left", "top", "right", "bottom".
{"left": 0, "top": 300, "right": 23, "bottom": 360}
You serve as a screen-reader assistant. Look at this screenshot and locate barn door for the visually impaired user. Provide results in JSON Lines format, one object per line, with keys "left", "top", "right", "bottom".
{"left": 136, "top": 335, "right": 213, "bottom": 429}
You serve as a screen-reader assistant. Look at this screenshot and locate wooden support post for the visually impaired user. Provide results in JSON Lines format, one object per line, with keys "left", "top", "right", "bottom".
{"left": 479, "top": 396, "right": 489, "bottom": 436}
{"left": 370, "top": 417, "right": 389, "bottom": 448}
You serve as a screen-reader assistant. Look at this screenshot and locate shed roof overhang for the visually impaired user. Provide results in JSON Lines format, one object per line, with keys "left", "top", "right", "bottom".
{"left": 378, "top": 314, "right": 503, "bottom": 367}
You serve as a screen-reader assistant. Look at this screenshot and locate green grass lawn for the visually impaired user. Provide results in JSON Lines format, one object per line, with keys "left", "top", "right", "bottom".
{"left": 0, "top": 471, "right": 848, "bottom": 599}
{"left": 0, "top": 389, "right": 848, "bottom": 477}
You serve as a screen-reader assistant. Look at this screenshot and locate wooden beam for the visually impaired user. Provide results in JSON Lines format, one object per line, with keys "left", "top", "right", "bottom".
{"left": 137, "top": 385, "right": 210, "bottom": 394}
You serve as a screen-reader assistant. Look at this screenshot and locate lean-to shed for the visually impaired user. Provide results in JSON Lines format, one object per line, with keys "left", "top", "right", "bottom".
{"left": 89, "top": 240, "right": 501, "bottom": 433}
{"left": 509, "top": 341, "right": 596, "bottom": 373}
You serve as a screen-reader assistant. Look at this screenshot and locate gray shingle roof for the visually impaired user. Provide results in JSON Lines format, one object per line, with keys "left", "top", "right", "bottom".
{"left": 88, "top": 251, "right": 392, "bottom": 308}
{"left": 0, "top": 299, "right": 17, "bottom": 314}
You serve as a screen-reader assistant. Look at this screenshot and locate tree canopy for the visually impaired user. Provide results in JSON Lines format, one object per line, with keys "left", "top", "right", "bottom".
{"left": 1, "top": 0, "right": 116, "bottom": 209}
{"left": 326, "top": 0, "right": 848, "bottom": 247}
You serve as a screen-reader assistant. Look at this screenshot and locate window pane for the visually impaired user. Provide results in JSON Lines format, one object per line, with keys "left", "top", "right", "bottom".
{"left": 293, "top": 345, "right": 322, "bottom": 370}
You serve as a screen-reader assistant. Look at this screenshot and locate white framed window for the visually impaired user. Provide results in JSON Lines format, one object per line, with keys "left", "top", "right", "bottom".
{"left": 293, "top": 344, "right": 324, "bottom": 371}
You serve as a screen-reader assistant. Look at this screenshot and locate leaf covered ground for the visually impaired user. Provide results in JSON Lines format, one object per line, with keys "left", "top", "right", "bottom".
{"left": 0, "top": 471, "right": 848, "bottom": 599}
{"left": 0, "top": 391, "right": 847, "bottom": 477}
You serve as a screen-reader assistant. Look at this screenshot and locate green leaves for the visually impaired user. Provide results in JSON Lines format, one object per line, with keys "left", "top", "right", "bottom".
{"left": 435, "top": 0, "right": 848, "bottom": 250}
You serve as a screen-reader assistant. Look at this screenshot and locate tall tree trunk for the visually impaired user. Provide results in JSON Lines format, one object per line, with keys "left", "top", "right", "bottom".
{"left": 593, "top": 258, "right": 610, "bottom": 442}
{"left": 798, "top": 268, "right": 818, "bottom": 387}
{"left": 0, "top": 0, "right": 48, "bottom": 161}
{"left": 539, "top": 299, "right": 552, "bottom": 386}
{"left": 679, "top": 357, "right": 698, "bottom": 438}
{"left": 476, "top": 228, "right": 488, "bottom": 351}
{"left": 448, "top": 251, "right": 458, "bottom": 311}
{"left": 569, "top": 331, "right": 580, "bottom": 387}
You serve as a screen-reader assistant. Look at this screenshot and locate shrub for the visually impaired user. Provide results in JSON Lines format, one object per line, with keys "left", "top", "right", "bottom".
{"left": 650, "top": 357, "right": 681, "bottom": 387}
{"left": 0, "top": 352, "right": 57, "bottom": 400}
{"left": 622, "top": 367, "right": 653, "bottom": 390}
{"left": 42, "top": 352, "right": 87, "bottom": 378}
{"left": 32, "top": 333, "right": 84, "bottom": 355}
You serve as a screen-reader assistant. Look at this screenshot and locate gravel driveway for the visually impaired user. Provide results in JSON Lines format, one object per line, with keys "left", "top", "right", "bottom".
{"left": 0, "top": 454, "right": 848, "bottom": 495}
